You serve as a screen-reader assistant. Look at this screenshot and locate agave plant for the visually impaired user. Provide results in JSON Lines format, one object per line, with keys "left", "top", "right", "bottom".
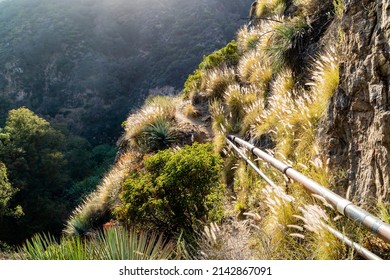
{"left": 140, "top": 118, "right": 178, "bottom": 152}
{"left": 18, "top": 228, "right": 178, "bottom": 260}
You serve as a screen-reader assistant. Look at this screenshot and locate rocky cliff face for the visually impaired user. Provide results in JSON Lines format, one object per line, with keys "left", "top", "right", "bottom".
{"left": 324, "top": 0, "right": 389, "bottom": 204}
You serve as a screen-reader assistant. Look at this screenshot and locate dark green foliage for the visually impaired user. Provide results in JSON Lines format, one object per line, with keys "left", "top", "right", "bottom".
{"left": 116, "top": 143, "right": 225, "bottom": 235}
{"left": 199, "top": 40, "right": 239, "bottom": 70}
{"left": 0, "top": 162, "right": 20, "bottom": 218}
{"left": 0, "top": 108, "right": 116, "bottom": 244}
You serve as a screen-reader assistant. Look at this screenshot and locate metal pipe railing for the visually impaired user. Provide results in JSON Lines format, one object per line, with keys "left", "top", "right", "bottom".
{"left": 227, "top": 135, "right": 390, "bottom": 244}
{"left": 323, "top": 224, "right": 382, "bottom": 260}
{"left": 227, "top": 137, "right": 381, "bottom": 260}
{"left": 226, "top": 138, "right": 277, "bottom": 188}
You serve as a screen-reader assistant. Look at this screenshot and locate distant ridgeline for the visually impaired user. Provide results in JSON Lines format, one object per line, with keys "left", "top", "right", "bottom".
{"left": 0, "top": 0, "right": 252, "bottom": 144}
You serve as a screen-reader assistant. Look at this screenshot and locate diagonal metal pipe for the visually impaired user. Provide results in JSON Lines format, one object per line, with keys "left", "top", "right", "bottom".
{"left": 227, "top": 137, "right": 382, "bottom": 260}
{"left": 227, "top": 135, "right": 390, "bottom": 244}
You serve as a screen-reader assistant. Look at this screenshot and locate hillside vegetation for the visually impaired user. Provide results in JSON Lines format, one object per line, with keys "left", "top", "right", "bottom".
{"left": 1, "top": 0, "right": 389, "bottom": 260}
{"left": 0, "top": 0, "right": 252, "bottom": 144}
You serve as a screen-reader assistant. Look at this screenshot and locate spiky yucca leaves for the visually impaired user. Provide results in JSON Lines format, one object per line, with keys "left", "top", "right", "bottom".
{"left": 138, "top": 118, "right": 178, "bottom": 153}
{"left": 264, "top": 17, "right": 307, "bottom": 72}
{"left": 202, "top": 67, "right": 236, "bottom": 99}
{"left": 64, "top": 152, "right": 137, "bottom": 236}
{"left": 121, "top": 95, "right": 178, "bottom": 152}
{"left": 18, "top": 228, "right": 178, "bottom": 260}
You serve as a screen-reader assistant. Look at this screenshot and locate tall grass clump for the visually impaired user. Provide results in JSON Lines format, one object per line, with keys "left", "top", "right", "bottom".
{"left": 237, "top": 50, "right": 272, "bottom": 91}
{"left": 18, "top": 228, "right": 178, "bottom": 260}
{"left": 293, "top": 205, "right": 345, "bottom": 259}
{"left": 183, "top": 41, "right": 238, "bottom": 99}
{"left": 255, "top": 0, "right": 286, "bottom": 17}
{"left": 202, "top": 67, "right": 236, "bottom": 99}
{"left": 197, "top": 221, "right": 256, "bottom": 260}
{"left": 224, "top": 85, "right": 259, "bottom": 132}
{"left": 306, "top": 47, "right": 339, "bottom": 116}
{"left": 232, "top": 161, "right": 261, "bottom": 214}
{"left": 293, "top": 0, "right": 328, "bottom": 18}
{"left": 121, "top": 95, "right": 178, "bottom": 152}
{"left": 64, "top": 152, "right": 137, "bottom": 236}
{"left": 264, "top": 17, "right": 307, "bottom": 72}
{"left": 237, "top": 26, "right": 263, "bottom": 53}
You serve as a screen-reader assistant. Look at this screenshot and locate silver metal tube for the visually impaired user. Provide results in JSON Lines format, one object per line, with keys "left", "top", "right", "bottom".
{"left": 227, "top": 135, "right": 390, "bottom": 244}
{"left": 226, "top": 139, "right": 278, "bottom": 188}
{"left": 324, "top": 224, "right": 382, "bottom": 260}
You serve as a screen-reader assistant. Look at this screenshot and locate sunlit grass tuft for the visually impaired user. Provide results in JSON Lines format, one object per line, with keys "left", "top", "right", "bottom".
{"left": 238, "top": 50, "right": 272, "bottom": 91}
{"left": 202, "top": 68, "right": 236, "bottom": 100}
{"left": 255, "top": 0, "right": 286, "bottom": 17}
{"left": 64, "top": 152, "right": 138, "bottom": 236}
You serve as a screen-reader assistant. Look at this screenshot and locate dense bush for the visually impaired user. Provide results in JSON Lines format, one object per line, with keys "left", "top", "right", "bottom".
{"left": 0, "top": 108, "right": 116, "bottom": 244}
{"left": 116, "top": 143, "right": 225, "bottom": 235}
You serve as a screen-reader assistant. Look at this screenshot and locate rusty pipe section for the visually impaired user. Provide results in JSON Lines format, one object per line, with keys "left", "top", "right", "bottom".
{"left": 227, "top": 135, "right": 390, "bottom": 244}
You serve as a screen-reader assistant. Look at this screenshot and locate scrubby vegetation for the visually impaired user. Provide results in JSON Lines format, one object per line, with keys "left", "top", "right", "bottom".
{"left": 2, "top": 0, "right": 389, "bottom": 261}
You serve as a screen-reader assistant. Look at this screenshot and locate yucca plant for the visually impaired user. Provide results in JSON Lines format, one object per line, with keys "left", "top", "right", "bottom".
{"left": 121, "top": 96, "right": 178, "bottom": 152}
{"left": 18, "top": 228, "right": 178, "bottom": 260}
{"left": 139, "top": 118, "right": 178, "bottom": 152}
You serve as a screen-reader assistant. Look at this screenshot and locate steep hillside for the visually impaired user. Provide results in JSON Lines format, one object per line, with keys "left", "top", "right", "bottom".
{"left": 2, "top": 0, "right": 389, "bottom": 260}
{"left": 0, "top": 0, "right": 252, "bottom": 144}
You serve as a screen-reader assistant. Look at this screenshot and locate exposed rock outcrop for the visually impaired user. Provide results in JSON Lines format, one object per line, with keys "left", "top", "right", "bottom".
{"left": 324, "top": 0, "right": 389, "bottom": 204}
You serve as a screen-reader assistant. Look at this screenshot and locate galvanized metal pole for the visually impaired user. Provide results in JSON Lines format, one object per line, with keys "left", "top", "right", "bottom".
{"left": 228, "top": 137, "right": 382, "bottom": 260}
{"left": 226, "top": 138, "right": 278, "bottom": 188}
{"left": 323, "top": 224, "right": 382, "bottom": 260}
{"left": 227, "top": 135, "right": 390, "bottom": 244}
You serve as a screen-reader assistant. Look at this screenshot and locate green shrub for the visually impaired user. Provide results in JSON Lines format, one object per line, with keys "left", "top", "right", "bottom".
{"left": 200, "top": 40, "right": 239, "bottom": 70}
{"left": 116, "top": 143, "right": 225, "bottom": 235}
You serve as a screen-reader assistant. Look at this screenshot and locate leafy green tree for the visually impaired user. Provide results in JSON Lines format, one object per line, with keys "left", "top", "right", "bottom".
{"left": 116, "top": 143, "right": 225, "bottom": 235}
{"left": 0, "top": 108, "right": 69, "bottom": 243}
{"left": 0, "top": 162, "right": 21, "bottom": 219}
